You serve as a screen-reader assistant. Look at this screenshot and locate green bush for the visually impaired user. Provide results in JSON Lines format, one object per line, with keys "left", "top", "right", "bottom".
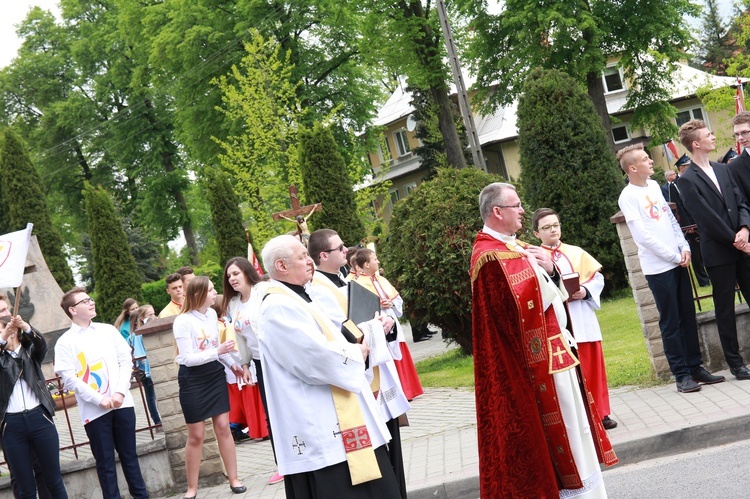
{"left": 517, "top": 68, "right": 627, "bottom": 293}
{"left": 381, "top": 168, "right": 504, "bottom": 353}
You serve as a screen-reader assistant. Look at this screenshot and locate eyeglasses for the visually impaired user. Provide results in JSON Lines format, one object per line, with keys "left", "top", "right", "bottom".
{"left": 734, "top": 129, "right": 750, "bottom": 139}
{"left": 496, "top": 203, "right": 523, "bottom": 210}
{"left": 538, "top": 223, "right": 561, "bottom": 232}
{"left": 323, "top": 243, "right": 346, "bottom": 253}
{"left": 72, "top": 297, "right": 95, "bottom": 307}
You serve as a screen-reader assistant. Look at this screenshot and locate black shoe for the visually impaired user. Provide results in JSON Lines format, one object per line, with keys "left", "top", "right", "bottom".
{"left": 413, "top": 334, "right": 431, "bottom": 343}
{"left": 676, "top": 377, "right": 701, "bottom": 393}
{"left": 691, "top": 367, "right": 726, "bottom": 384}
{"left": 601, "top": 416, "right": 618, "bottom": 430}
{"left": 230, "top": 485, "right": 247, "bottom": 494}
{"left": 730, "top": 365, "right": 750, "bottom": 380}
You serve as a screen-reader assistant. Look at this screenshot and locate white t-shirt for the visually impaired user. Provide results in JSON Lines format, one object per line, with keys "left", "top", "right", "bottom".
{"left": 619, "top": 180, "right": 689, "bottom": 275}
{"left": 173, "top": 309, "right": 235, "bottom": 369}
{"left": 54, "top": 322, "right": 135, "bottom": 425}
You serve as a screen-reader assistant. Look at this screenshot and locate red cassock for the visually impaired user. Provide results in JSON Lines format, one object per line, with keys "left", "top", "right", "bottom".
{"left": 470, "top": 231, "right": 617, "bottom": 498}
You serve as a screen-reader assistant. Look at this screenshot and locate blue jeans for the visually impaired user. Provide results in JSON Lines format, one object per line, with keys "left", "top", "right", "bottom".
{"left": 141, "top": 375, "right": 161, "bottom": 425}
{"left": 84, "top": 407, "right": 148, "bottom": 499}
{"left": 0, "top": 406, "right": 67, "bottom": 498}
{"left": 645, "top": 266, "right": 703, "bottom": 380}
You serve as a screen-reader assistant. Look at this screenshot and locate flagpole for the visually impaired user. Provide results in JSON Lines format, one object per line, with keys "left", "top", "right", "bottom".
{"left": 12, "top": 284, "right": 22, "bottom": 317}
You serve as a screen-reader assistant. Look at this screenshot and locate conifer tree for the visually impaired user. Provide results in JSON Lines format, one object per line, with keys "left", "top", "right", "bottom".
{"left": 0, "top": 127, "right": 74, "bottom": 289}
{"left": 298, "top": 123, "right": 365, "bottom": 245}
{"left": 699, "top": 0, "right": 733, "bottom": 74}
{"left": 202, "top": 167, "right": 247, "bottom": 267}
{"left": 82, "top": 182, "right": 142, "bottom": 322}
{"left": 516, "top": 68, "right": 627, "bottom": 292}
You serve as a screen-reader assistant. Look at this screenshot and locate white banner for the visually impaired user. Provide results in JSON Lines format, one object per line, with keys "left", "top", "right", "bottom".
{"left": 0, "top": 223, "right": 33, "bottom": 288}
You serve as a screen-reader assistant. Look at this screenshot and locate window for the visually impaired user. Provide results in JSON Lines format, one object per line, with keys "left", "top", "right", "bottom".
{"left": 602, "top": 67, "right": 625, "bottom": 93}
{"left": 388, "top": 189, "right": 400, "bottom": 212}
{"left": 377, "top": 136, "right": 392, "bottom": 165}
{"left": 611, "top": 124, "right": 630, "bottom": 144}
{"left": 393, "top": 129, "right": 411, "bottom": 157}
{"left": 405, "top": 183, "right": 417, "bottom": 196}
{"left": 675, "top": 107, "right": 706, "bottom": 128}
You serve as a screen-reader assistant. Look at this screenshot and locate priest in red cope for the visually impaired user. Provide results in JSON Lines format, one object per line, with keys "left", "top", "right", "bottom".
{"left": 470, "top": 182, "right": 617, "bottom": 498}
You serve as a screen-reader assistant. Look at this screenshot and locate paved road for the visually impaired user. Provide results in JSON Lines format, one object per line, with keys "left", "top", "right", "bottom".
{"left": 603, "top": 438, "right": 750, "bottom": 498}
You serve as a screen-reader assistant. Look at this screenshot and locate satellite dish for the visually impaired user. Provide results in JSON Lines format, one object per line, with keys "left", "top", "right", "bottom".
{"left": 406, "top": 114, "right": 417, "bottom": 132}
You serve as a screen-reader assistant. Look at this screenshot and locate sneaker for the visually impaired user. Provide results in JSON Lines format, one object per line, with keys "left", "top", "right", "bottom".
{"left": 268, "top": 471, "right": 284, "bottom": 484}
{"left": 601, "top": 416, "right": 618, "bottom": 430}
{"left": 691, "top": 367, "right": 725, "bottom": 384}
{"left": 676, "top": 377, "right": 701, "bottom": 393}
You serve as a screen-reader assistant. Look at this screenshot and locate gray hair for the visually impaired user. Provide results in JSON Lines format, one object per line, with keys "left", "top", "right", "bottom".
{"left": 479, "top": 182, "right": 516, "bottom": 222}
{"left": 261, "top": 235, "right": 299, "bottom": 279}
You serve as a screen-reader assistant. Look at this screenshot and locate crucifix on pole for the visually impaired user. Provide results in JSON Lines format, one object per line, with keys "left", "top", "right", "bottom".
{"left": 272, "top": 185, "right": 322, "bottom": 247}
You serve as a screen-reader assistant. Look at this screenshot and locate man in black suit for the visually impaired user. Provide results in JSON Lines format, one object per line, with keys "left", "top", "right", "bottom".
{"left": 672, "top": 155, "right": 711, "bottom": 287}
{"left": 661, "top": 169, "right": 678, "bottom": 202}
{"left": 677, "top": 119, "right": 750, "bottom": 380}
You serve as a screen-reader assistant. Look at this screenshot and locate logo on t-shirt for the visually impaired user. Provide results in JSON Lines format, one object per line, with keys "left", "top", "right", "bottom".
{"left": 642, "top": 195, "right": 664, "bottom": 221}
{"left": 76, "top": 351, "right": 110, "bottom": 394}
{"left": 194, "top": 328, "right": 217, "bottom": 351}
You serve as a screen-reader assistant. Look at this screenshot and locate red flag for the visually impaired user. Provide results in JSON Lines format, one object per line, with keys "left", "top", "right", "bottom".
{"left": 736, "top": 78, "right": 746, "bottom": 153}
{"left": 665, "top": 139, "right": 679, "bottom": 162}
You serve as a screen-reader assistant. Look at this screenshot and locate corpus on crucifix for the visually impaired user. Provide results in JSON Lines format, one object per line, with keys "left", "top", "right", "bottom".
{"left": 272, "top": 185, "right": 322, "bottom": 247}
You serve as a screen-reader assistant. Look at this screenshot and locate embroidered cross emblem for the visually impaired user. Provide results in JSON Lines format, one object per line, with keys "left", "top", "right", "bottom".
{"left": 527, "top": 300, "right": 534, "bottom": 309}
{"left": 332, "top": 423, "right": 342, "bottom": 438}
{"left": 553, "top": 345, "right": 567, "bottom": 364}
{"left": 292, "top": 436, "right": 306, "bottom": 455}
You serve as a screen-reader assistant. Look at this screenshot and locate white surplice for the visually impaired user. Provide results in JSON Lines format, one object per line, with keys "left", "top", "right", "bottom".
{"left": 257, "top": 280, "right": 391, "bottom": 476}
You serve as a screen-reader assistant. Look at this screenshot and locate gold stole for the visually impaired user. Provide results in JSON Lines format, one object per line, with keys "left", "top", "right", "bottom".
{"left": 264, "top": 286, "right": 382, "bottom": 485}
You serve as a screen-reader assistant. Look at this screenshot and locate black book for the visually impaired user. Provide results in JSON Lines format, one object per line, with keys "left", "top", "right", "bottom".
{"left": 347, "top": 280, "right": 381, "bottom": 326}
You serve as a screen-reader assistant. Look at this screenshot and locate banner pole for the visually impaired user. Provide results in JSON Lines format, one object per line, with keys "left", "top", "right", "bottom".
{"left": 12, "top": 284, "right": 22, "bottom": 317}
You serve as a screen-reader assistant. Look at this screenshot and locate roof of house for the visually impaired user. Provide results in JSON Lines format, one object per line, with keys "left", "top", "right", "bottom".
{"left": 372, "top": 63, "right": 745, "bottom": 146}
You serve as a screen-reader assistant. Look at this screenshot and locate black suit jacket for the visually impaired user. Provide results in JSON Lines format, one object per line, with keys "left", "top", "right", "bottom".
{"left": 729, "top": 149, "right": 750, "bottom": 202}
{"left": 677, "top": 160, "right": 750, "bottom": 267}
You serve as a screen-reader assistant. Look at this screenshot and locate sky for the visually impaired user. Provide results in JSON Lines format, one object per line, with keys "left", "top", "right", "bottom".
{"left": 0, "top": 0, "right": 740, "bottom": 68}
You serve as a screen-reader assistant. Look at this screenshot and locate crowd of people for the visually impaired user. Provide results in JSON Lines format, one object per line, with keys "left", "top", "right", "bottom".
{"left": 7, "top": 115, "right": 750, "bottom": 499}
{"left": 0, "top": 225, "right": 425, "bottom": 498}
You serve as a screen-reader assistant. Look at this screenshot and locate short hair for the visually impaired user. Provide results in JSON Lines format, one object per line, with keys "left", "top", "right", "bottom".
{"left": 678, "top": 119, "right": 707, "bottom": 152}
{"left": 177, "top": 266, "right": 194, "bottom": 277}
{"left": 165, "top": 273, "right": 182, "bottom": 287}
{"left": 354, "top": 248, "right": 375, "bottom": 270}
{"left": 616, "top": 143, "right": 645, "bottom": 173}
{"left": 221, "top": 257, "right": 266, "bottom": 314}
{"left": 60, "top": 287, "right": 88, "bottom": 319}
{"left": 182, "top": 276, "right": 211, "bottom": 314}
{"left": 261, "top": 235, "right": 299, "bottom": 279}
{"left": 478, "top": 183, "right": 516, "bottom": 222}
{"left": 308, "top": 229, "right": 338, "bottom": 265}
{"left": 347, "top": 247, "right": 360, "bottom": 268}
{"left": 532, "top": 208, "right": 559, "bottom": 231}
{"left": 733, "top": 111, "right": 750, "bottom": 127}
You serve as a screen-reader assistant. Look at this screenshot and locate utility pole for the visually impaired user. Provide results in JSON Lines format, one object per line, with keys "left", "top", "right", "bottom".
{"left": 436, "top": 0, "right": 487, "bottom": 172}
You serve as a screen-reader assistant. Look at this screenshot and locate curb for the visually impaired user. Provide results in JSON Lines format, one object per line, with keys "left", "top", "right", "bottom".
{"left": 405, "top": 413, "right": 750, "bottom": 499}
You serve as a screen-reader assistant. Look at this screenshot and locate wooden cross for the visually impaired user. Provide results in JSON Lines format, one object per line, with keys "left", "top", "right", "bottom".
{"left": 272, "top": 185, "right": 322, "bottom": 221}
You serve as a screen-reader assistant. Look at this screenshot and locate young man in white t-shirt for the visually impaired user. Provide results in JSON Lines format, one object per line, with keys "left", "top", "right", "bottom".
{"left": 55, "top": 287, "right": 149, "bottom": 498}
{"left": 617, "top": 143, "right": 724, "bottom": 393}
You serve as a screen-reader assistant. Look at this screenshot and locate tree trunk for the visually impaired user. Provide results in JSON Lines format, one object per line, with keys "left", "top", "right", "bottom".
{"left": 143, "top": 98, "right": 199, "bottom": 264}
{"left": 586, "top": 71, "right": 615, "bottom": 150}
{"left": 429, "top": 85, "right": 468, "bottom": 169}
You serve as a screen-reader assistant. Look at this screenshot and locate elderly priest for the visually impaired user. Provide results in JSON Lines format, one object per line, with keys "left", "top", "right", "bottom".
{"left": 257, "top": 235, "right": 401, "bottom": 498}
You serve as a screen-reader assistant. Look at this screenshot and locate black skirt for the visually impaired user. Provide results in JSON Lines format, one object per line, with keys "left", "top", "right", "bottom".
{"left": 178, "top": 361, "right": 230, "bottom": 424}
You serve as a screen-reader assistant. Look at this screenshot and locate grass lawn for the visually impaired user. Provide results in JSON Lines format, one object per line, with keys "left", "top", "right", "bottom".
{"left": 415, "top": 289, "right": 717, "bottom": 390}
